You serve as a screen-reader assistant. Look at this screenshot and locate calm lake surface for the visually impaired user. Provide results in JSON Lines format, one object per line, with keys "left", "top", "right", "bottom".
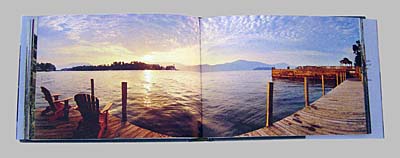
{"left": 35, "top": 70, "right": 333, "bottom": 137}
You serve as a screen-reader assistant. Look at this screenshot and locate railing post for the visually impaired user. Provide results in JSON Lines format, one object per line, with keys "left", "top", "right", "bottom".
{"left": 321, "top": 75, "right": 325, "bottom": 96}
{"left": 304, "top": 77, "right": 309, "bottom": 107}
{"left": 266, "top": 82, "right": 274, "bottom": 127}
{"left": 121, "top": 82, "right": 127, "bottom": 122}
{"left": 361, "top": 70, "right": 364, "bottom": 82}
{"left": 336, "top": 73, "right": 339, "bottom": 86}
{"left": 90, "top": 79, "right": 94, "bottom": 97}
{"left": 342, "top": 72, "right": 345, "bottom": 82}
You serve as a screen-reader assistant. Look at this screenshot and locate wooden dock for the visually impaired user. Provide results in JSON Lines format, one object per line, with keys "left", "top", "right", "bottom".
{"left": 238, "top": 78, "right": 367, "bottom": 137}
{"left": 33, "top": 108, "right": 170, "bottom": 139}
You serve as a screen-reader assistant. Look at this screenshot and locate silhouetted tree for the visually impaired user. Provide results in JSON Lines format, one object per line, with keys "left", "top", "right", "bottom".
{"left": 353, "top": 40, "right": 362, "bottom": 67}
{"left": 340, "top": 57, "right": 353, "bottom": 66}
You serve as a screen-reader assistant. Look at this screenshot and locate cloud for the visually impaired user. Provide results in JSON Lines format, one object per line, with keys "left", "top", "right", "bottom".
{"left": 37, "top": 14, "right": 200, "bottom": 67}
{"left": 200, "top": 15, "right": 361, "bottom": 65}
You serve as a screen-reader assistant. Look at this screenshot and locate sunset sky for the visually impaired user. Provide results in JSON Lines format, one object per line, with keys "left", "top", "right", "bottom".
{"left": 38, "top": 14, "right": 361, "bottom": 68}
{"left": 38, "top": 14, "right": 200, "bottom": 69}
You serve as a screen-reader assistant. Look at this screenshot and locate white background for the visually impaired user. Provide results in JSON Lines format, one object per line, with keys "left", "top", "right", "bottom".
{"left": 0, "top": 0, "right": 397, "bottom": 157}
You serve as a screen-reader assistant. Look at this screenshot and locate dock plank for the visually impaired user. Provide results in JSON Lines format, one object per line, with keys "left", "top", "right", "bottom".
{"left": 32, "top": 107, "right": 171, "bottom": 139}
{"left": 238, "top": 79, "right": 367, "bottom": 137}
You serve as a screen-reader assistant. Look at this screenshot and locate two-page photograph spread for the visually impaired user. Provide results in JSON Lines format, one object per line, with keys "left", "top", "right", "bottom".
{"left": 16, "top": 14, "right": 383, "bottom": 141}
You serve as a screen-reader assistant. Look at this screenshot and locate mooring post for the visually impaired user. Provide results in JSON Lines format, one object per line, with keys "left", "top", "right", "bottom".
{"left": 122, "top": 82, "right": 127, "bottom": 122}
{"left": 266, "top": 82, "right": 274, "bottom": 127}
{"left": 90, "top": 79, "right": 94, "bottom": 97}
{"left": 321, "top": 75, "right": 325, "bottom": 96}
{"left": 304, "top": 77, "right": 309, "bottom": 107}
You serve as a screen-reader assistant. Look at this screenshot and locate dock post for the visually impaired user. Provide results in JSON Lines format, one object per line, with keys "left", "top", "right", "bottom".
{"left": 266, "top": 82, "right": 274, "bottom": 127}
{"left": 122, "top": 82, "right": 127, "bottom": 122}
{"left": 304, "top": 77, "right": 309, "bottom": 107}
{"left": 321, "top": 75, "right": 325, "bottom": 96}
{"left": 90, "top": 79, "right": 94, "bottom": 97}
{"left": 336, "top": 73, "right": 339, "bottom": 86}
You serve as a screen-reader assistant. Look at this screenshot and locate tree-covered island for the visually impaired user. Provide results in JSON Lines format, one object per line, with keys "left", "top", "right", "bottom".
{"left": 61, "top": 61, "right": 176, "bottom": 71}
{"left": 36, "top": 63, "right": 57, "bottom": 72}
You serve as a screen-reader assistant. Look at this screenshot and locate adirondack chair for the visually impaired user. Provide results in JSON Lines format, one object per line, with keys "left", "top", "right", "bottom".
{"left": 73, "top": 94, "right": 113, "bottom": 139}
{"left": 40, "top": 87, "right": 73, "bottom": 121}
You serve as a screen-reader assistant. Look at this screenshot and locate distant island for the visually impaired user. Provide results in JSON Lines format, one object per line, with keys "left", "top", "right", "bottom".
{"left": 61, "top": 61, "right": 176, "bottom": 71}
{"left": 37, "top": 63, "right": 56, "bottom": 72}
{"left": 199, "top": 60, "right": 290, "bottom": 72}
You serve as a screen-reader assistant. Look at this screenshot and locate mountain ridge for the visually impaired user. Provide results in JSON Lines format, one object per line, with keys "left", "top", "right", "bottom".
{"left": 178, "top": 60, "right": 291, "bottom": 72}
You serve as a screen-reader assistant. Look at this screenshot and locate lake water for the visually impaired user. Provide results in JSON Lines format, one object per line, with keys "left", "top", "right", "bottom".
{"left": 35, "top": 70, "right": 333, "bottom": 137}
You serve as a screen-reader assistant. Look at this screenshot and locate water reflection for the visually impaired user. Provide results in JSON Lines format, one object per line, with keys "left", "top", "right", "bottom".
{"left": 143, "top": 70, "right": 153, "bottom": 106}
{"left": 35, "top": 70, "right": 201, "bottom": 137}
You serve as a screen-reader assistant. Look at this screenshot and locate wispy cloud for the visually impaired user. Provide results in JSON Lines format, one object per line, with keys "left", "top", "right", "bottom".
{"left": 201, "top": 16, "right": 361, "bottom": 65}
{"left": 38, "top": 14, "right": 361, "bottom": 68}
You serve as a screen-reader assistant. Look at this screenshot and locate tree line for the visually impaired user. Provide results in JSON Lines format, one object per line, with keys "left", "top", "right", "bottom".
{"left": 62, "top": 61, "right": 176, "bottom": 71}
{"left": 36, "top": 63, "right": 56, "bottom": 71}
{"left": 339, "top": 40, "right": 363, "bottom": 67}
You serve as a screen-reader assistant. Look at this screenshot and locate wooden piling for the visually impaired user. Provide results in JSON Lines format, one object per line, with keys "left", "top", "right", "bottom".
{"left": 321, "top": 75, "right": 325, "bottom": 96}
{"left": 90, "top": 79, "right": 94, "bottom": 97}
{"left": 266, "top": 82, "right": 274, "bottom": 127}
{"left": 304, "top": 77, "right": 309, "bottom": 107}
{"left": 122, "top": 82, "right": 127, "bottom": 122}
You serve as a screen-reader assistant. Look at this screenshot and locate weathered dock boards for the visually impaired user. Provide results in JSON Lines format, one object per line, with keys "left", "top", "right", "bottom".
{"left": 33, "top": 108, "right": 170, "bottom": 139}
{"left": 238, "top": 78, "right": 367, "bottom": 137}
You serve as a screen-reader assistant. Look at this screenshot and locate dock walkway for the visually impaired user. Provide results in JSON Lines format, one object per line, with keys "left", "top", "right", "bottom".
{"left": 33, "top": 108, "right": 170, "bottom": 139}
{"left": 238, "top": 78, "right": 367, "bottom": 137}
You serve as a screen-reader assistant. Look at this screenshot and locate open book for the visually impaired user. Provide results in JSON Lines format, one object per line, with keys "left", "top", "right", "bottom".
{"left": 17, "top": 14, "right": 383, "bottom": 141}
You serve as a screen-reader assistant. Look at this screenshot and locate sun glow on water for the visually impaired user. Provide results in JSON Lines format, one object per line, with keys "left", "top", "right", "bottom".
{"left": 143, "top": 70, "right": 153, "bottom": 106}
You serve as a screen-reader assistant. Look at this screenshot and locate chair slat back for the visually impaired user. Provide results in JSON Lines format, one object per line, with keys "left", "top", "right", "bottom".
{"left": 40, "top": 87, "right": 56, "bottom": 111}
{"left": 74, "top": 94, "right": 100, "bottom": 122}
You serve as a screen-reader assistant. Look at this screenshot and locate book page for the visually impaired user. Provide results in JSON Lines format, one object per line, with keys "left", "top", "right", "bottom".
{"left": 31, "top": 14, "right": 202, "bottom": 139}
{"left": 200, "top": 15, "right": 369, "bottom": 137}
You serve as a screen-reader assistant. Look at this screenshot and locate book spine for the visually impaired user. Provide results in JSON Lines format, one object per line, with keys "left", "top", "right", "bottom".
{"left": 16, "top": 16, "right": 38, "bottom": 141}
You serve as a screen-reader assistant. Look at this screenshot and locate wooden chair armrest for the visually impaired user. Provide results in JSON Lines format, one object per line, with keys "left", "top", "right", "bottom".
{"left": 100, "top": 103, "right": 113, "bottom": 113}
{"left": 52, "top": 94, "right": 61, "bottom": 97}
{"left": 52, "top": 94, "right": 61, "bottom": 100}
{"left": 53, "top": 97, "right": 73, "bottom": 103}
